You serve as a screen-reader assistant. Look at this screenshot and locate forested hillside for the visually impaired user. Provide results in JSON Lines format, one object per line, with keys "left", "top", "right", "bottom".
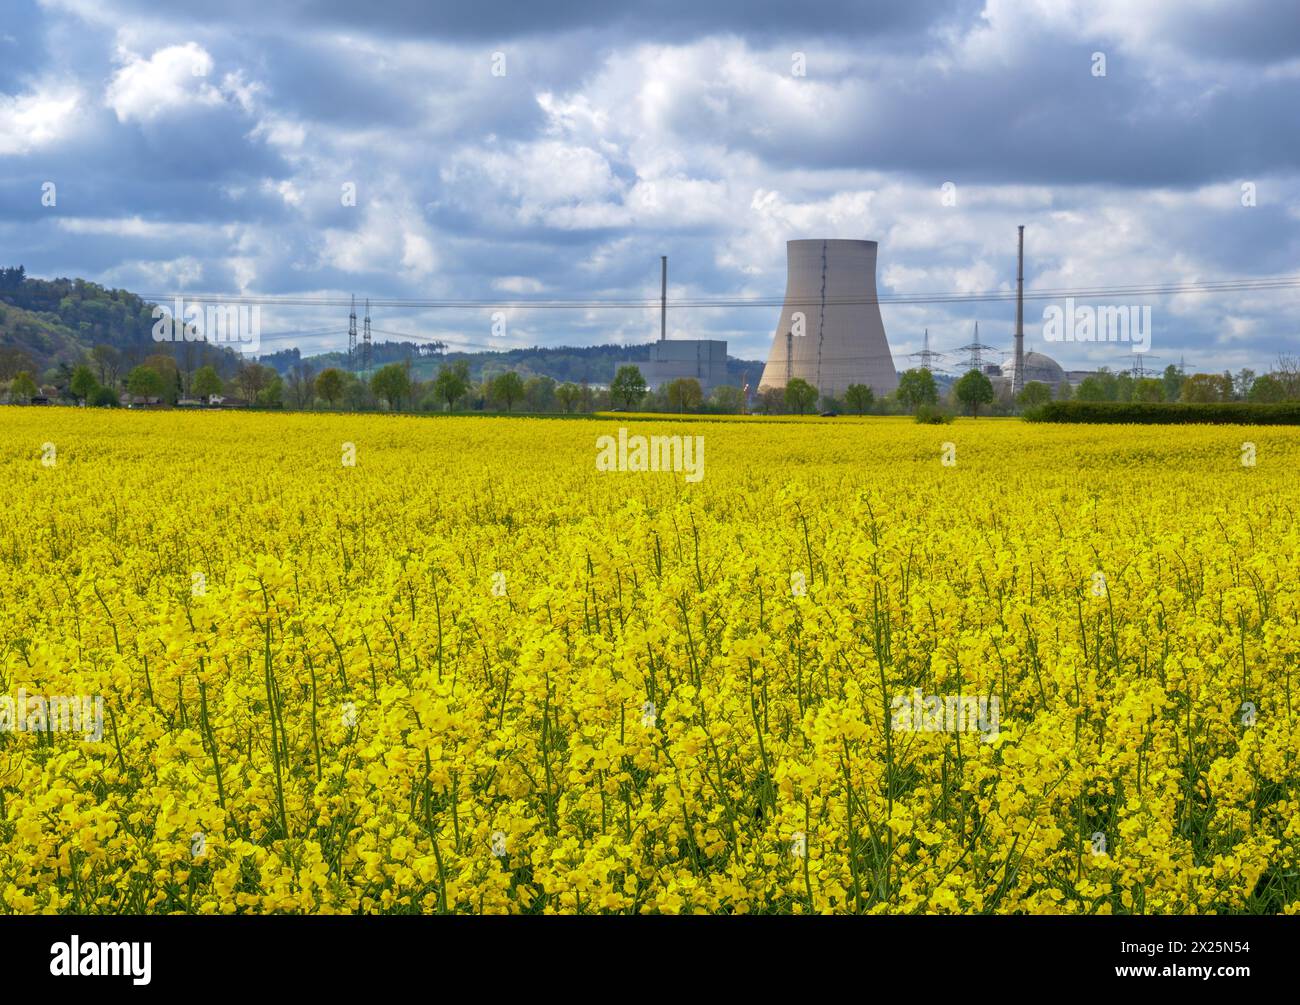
{"left": 0, "top": 266, "right": 162, "bottom": 376}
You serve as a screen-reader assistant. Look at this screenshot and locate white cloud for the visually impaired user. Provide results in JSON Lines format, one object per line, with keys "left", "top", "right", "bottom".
{"left": 0, "top": 85, "right": 81, "bottom": 155}
{"left": 318, "top": 198, "right": 440, "bottom": 281}
{"left": 105, "top": 43, "right": 225, "bottom": 123}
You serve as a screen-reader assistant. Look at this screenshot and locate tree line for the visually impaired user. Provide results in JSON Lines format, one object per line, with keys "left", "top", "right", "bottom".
{"left": 8, "top": 330, "right": 1300, "bottom": 420}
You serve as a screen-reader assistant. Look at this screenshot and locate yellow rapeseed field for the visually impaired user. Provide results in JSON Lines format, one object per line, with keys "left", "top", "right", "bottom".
{"left": 1, "top": 408, "right": 1297, "bottom": 914}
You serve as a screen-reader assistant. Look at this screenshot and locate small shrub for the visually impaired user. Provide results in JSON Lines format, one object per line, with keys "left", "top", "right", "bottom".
{"left": 915, "top": 404, "right": 954, "bottom": 424}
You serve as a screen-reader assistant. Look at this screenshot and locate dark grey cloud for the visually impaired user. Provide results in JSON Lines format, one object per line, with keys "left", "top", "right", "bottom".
{"left": 84, "top": 0, "right": 977, "bottom": 42}
{"left": 1157, "top": 0, "right": 1300, "bottom": 63}
{"left": 646, "top": 39, "right": 1300, "bottom": 186}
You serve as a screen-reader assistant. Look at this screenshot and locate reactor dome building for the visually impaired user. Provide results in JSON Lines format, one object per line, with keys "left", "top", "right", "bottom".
{"left": 999, "top": 351, "right": 1066, "bottom": 390}
{"left": 758, "top": 239, "right": 898, "bottom": 400}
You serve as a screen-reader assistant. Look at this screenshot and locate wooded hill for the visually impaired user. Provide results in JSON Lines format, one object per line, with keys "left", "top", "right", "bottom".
{"left": 1, "top": 267, "right": 765, "bottom": 387}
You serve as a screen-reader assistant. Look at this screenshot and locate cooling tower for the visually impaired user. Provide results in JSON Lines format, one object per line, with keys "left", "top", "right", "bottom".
{"left": 758, "top": 239, "right": 898, "bottom": 399}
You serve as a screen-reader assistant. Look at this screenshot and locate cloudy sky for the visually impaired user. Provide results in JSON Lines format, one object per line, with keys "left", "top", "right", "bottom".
{"left": 2, "top": 0, "right": 1299, "bottom": 372}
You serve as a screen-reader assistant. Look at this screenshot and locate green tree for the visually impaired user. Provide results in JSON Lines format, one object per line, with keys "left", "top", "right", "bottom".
{"left": 1180, "top": 373, "right": 1226, "bottom": 403}
{"left": 90, "top": 385, "right": 119, "bottom": 407}
{"left": 784, "top": 378, "right": 818, "bottom": 415}
{"left": 1162, "top": 364, "right": 1183, "bottom": 403}
{"left": 141, "top": 354, "right": 181, "bottom": 404}
{"left": 10, "top": 371, "right": 38, "bottom": 403}
{"left": 665, "top": 377, "right": 703, "bottom": 413}
{"left": 555, "top": 381, "right": 581, "bottom": 413}
{"left": 1055, "top": 380, "right": 1073, "bottom": 401}
{"left": 1114, "top": 372, "right": 1134, "bottom": 403}
{"left": 709, "top": 385, "right": 745, "bottom": 414}
{"left": 192, "top": 365, "right": 224, "bottom": 401}
{"left": 896, "top": 368, "right": 938, "bottom": 412}
{"left": 1016, "top": 380, "right": 1051, "bottom": 408}
{"left": 1091, "top": 368, "right": 1120, "bottom": 401}
{"left": 844, "top": 383, "right": 874, "bottom": 414}
{"left": 1247, "top": 373, "right": 1287, "bottom": 403}
{"left": 433, "top": 360, "right": 470, "bottom": 411}
{"left": 523, "top": 375, "right": 556, "bottom": 412}
{"left": 370, "top": 363, "right": 411, "bottom": 410}
{"left": 256, "top": 377, "right": 284, "bottom": 407}
{"left": 955, "top": 369, "right": 994, "bottom": 417}
{"left": 343, "top": 373, "right": 369, "bottom": 410}
{"left": 126, "top": 365, "right": 165, "bottom": 400}
{"left": 315, "top": 368, "right": 345, "bottom": 408}
{"left": 610, "top": 365, "right": 648, "bottom": 410}
{"left": 70, "top": 364, "right": 98, "bottom": 404}
{"left": 1134, "top": 378, "right": 1165, "bottom": 403}
{"left": 1075, "top": 375, "right": 1108, "bottom": 402}
{"left": 490, "top": 371, "right": 525, "bottom": 412}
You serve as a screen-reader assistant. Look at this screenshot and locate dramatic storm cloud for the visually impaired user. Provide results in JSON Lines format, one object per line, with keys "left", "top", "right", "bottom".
{"left": 2, "top": 0, "right": 1298, "bottom": 370}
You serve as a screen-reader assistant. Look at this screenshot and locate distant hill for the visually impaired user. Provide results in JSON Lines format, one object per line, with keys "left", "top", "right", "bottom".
{"left": 0, "top": 266, "right": 248, "bottom": 381}
{"left": 0, "top": 266, "right": 160, "bottom": 376}
{"left": 288, "top": 342, "right": 766, "bottom": 387}
{"left": 1, "top": 266, "right": 765, "bottom": 388}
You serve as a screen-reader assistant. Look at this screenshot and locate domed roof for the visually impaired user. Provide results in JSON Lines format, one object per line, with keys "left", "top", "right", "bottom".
{"left": 1003, "top": 351, "right": 1065, "bottom": 386}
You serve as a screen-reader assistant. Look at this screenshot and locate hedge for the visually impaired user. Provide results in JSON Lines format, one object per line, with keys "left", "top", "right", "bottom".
{"left": 1022, "top": 401, "right": 1300, "bottom": 424}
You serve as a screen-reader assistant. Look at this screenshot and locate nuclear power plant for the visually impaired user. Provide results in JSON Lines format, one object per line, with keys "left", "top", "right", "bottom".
{"left": 621, "top": 255, "right": 731, "bottom": 394}
{"left": 758, "top": 239, "right": 898, "bottom": 399}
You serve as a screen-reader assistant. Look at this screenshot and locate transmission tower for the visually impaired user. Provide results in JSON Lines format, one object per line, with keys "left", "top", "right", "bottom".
{"left": 362, "top": 298, "right": 372, "bottom": 378}
{"left": 952, "top": 322, "right": 1003, "bottom": 372}
{"left": 907, "top": 328, "right": 946, "bottom": 372}
{"left": 1128, "top": 353, "right": 1161, "bottom": 379}
{"left": 347, "top": 295, "right": 357, "bottom": 372}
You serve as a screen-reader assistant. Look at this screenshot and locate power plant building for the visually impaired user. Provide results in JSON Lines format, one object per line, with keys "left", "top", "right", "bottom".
{"left": 759, "top": 239, "right": 898, "bottom": 399}
{"left": 1000, "top": 351, "right": 1067, "bottom": 389}
{"left": 636, "top": 338, "right": 729, "bottom": 393}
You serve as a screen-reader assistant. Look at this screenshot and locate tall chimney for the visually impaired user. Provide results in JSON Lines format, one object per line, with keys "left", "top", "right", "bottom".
{"left": 1013, "top": 225, "right": 1025, "bottom": 394}
{"left": 660, "top": 255, "right": 667, "bottom": 342}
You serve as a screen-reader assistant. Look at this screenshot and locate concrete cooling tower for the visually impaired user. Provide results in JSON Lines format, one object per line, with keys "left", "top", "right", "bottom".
{"left": 758, "top": 239, "right": 898, "bottom": 399}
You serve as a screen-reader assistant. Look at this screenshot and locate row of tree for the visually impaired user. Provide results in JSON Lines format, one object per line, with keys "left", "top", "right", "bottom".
{"left": 10, "top": 342, "right": 1300, "bottom": 419}
{"left": 1068, "top": 362, "right": 1300, "bottom": 405}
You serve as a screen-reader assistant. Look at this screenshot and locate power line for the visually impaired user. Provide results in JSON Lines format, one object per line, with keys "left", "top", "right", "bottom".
{"left": 137, "top": 273, "right": 1300, "bottom": 311}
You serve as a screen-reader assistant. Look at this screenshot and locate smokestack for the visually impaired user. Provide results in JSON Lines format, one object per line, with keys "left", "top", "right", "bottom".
{"left": 1013, "top": 225, "right": 1025, "bottom": 394}
{"left": 660, "top": 255, "right": 667, "bottom": 342}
